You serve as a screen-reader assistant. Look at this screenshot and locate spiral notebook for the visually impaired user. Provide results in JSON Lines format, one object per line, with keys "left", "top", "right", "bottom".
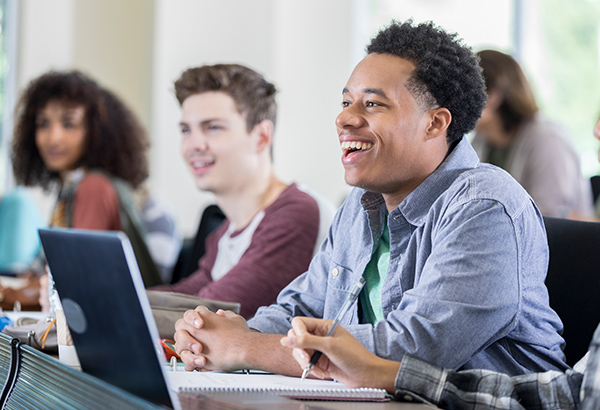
{"left": 167, "top": 371, "right": 389, "bottom": 401}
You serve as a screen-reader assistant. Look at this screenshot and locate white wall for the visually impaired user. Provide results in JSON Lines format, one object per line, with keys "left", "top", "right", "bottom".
{"left": 14, "top": 0, "right": 354, "bottom": 236}
{"left": 15, "top": 0, "right": 76, "bottom": 219}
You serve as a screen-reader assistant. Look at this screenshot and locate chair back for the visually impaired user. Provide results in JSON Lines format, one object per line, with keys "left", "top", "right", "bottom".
{"left": 543, "top": 216, "right": 600, "bottom": 367}
{"left": 170, "top": 204, "right": 226, "bottom": 284}
{"left": 590, "top": 175, "right": 600, "bottom": 205}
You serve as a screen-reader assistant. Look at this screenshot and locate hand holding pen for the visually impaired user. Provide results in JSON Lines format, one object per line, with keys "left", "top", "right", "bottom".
{"left": 301, "top": 276, "right": 366, "bottom": 380}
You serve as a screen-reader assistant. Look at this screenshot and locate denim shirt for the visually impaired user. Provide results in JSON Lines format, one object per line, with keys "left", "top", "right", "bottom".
{"left": 248, "top": 137, "right": 567, "bottom": 375}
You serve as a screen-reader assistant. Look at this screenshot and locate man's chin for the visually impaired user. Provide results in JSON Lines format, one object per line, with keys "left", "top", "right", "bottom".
{"left": 192, "top": 179, "right": 214, "bottom": 193}
{"left": 344, "top": 174, "right": 370, "bottom": 191}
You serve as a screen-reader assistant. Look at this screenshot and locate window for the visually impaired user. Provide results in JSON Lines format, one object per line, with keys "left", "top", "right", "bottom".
{"left": 519, "top": 0, "right": 600, "bottom": 176}
{"left": 0, "top": 0, "right": 15, "bottom": 193}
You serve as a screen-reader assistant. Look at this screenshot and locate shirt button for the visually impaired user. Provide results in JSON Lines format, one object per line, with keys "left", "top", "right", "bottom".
{"left": 332, "top": 268, "right": 339, "bottom": 277}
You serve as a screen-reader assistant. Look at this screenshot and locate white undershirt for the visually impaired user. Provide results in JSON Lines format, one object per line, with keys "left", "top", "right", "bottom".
{"left": 211, "top": 210, "right": 266, "bottom": 282}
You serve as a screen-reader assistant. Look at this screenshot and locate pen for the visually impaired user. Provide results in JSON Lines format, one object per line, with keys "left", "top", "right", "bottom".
{"left": 301, "top": 276, "right": 366, "bottom": 380}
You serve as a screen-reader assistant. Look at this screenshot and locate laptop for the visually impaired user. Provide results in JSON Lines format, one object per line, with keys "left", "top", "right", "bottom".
{"left": 38, "top": 228, "right": 306, "bottom": 410}
{"left": 39, "top": 228, "right": 181, "bottom": 408}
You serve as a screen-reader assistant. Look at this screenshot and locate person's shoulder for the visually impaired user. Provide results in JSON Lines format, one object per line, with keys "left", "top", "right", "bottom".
{"left": 78, "top": 172, "right": 117, "bottom": 196}
{"left": 520, "top": 115, "right": 572, "bottom": 145}
{"left": 272, "top": 183, "right": 321, "bottom": 212}
{"left": 262, "top": 183, "right": 328, "bottom": 231}
{"left": 448, "top": 163, "right": 533, "bottom": 213}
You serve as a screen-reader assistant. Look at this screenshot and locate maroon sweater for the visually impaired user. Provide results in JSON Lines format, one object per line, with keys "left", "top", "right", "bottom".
{"left": 156, "top": 184, "right": 320, "bottom": 319}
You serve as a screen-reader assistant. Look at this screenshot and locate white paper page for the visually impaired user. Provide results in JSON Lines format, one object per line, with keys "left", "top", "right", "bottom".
{"left": 165, "top": 370, "right": 387, "bottom": 399}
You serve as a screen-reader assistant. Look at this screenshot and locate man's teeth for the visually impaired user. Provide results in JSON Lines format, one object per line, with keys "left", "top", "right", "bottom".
{"left": 192, "top": 160, "right": 212, "bottom": 167}
{"left": 340, "top": 141, "right": 374, "bottom": 151}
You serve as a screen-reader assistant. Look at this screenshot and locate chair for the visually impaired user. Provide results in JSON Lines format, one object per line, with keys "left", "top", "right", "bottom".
{"left": 170, "top": 204, "right": 226, "bottom": 284}
{"left": 543, "top": 216, "right": 600, "bottom": 367}
{"left": 590, "top": 175, "right": 600, "bottom": 205}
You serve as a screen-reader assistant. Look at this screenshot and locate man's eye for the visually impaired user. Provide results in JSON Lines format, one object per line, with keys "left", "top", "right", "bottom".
{"left": 366, "top": 101, "right": 379, "bottom": 107}
{"left": 207, "top": 125, "right": 223, "bottom": 131}
{"left": 341, "top": 101, "right": 350, "bottom": 108}
{"left": 180, "top": 127, "right": 190, "bottom": 134}
{"left": 35, "top": 121, "right": 49, "bottom": 129}
{"left": 63, "top": 122, "right": 75, "bottom": 129}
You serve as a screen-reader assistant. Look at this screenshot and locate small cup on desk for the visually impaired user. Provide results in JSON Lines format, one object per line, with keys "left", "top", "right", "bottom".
{"left": 55, "top": 306, "right": 81, "bottom": 370}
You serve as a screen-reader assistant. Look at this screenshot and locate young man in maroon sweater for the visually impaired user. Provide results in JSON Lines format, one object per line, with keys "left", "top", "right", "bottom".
{"left": 152, "top": 64, "right": 333, "bottom": 319}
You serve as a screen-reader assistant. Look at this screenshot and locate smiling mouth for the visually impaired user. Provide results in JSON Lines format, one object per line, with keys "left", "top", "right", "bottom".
{"left": 191, "top": 160, "right": 214, "bottom": 167}
{"left": 43, "top": 151, "right": 67, "bottom": 161}
{"left": 190, "top": 159, "right": 215, "bottom": 173}
{"left": 340, "top": 141, "right": 374, "bottom": 156}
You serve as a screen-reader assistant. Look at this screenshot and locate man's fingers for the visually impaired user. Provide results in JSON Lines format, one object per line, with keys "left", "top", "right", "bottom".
{"left": 291, "top": 316, "right": 332, "bottom": 337}
{"left": 288, "top": 331, "right": 325, "bottom": 351}
{"left": 291, "top": 346, "right": 310, "bottom": 367}
{"left": 173, "top": 329, "right": 201, "bottom": 355}
{"left": 182, "top": 308, "right": 204, "bottom": 329}
{"left": 180, "top": 350, "right": 206, "bottom": 371}
{"left": 216, "top": 309, "right": 237, "bottom": 319}
{"left": 290, "top": 317, "right": 309, "bottom": 334}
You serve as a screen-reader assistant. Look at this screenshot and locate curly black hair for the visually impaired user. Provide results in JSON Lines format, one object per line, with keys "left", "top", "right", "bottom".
{"left": 174, "top": 64, "right": 277, "bottom": 132}
{"left": 367, "top": 20, "right": 487, "bottom": 146}
{"left": 11, "top": 70, "right": 149, "bottom": 191}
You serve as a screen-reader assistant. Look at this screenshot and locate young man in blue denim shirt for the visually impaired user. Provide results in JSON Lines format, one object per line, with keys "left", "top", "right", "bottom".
{"left": 174, "top": 20, "right": 567, "bottom": 377}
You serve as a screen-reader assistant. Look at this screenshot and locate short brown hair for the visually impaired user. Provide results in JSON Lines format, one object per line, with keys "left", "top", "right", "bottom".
{"left": 174, "top": 64, "right": 277, "bottom": 132}
{"left": 477, "top": 49, "right": 538, "bottom": 135}
{"left": 11, "top": 70, "right": 149, "bottom": 190}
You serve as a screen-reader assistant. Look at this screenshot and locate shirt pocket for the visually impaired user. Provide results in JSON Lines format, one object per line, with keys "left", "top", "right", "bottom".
{"left": 326, "top": 261, "right": 355, "bottom": 292}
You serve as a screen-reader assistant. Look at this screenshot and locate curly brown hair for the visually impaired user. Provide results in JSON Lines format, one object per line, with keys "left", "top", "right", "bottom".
{"left": 11, "top": 70, "right": 149, "bottom": 190}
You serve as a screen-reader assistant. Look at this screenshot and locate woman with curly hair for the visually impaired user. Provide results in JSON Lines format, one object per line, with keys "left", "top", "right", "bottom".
{"left": 10, "top": 70, "right": 162, "bottom": 290}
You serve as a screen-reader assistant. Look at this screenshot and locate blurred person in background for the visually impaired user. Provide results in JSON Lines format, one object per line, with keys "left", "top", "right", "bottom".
{"left": 472, "top": 49, "right": 593, "bottom": 219}
{"left": 0, "top": 187, "right": 46, "bottom": 311}
{"left": 0, "top": 187, "right": 45, "bottom": 275}
{"left": 8, "top": 70, "right": 179, "bottom": 309}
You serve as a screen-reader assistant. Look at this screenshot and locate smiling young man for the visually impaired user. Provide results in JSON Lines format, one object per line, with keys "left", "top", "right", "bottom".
{"left": 174, "top": 21, "right": 567, "bottom": 377}
{"left": 152, "top": 64, "right": 332, "bottom": 319}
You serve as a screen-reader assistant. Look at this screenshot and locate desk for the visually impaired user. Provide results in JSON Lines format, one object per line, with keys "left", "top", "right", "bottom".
{"left": 182, "top": 391, "right": 435, "bottom": 409}
{"left": 0, "top": 332, "right": 435, "bottom": 409}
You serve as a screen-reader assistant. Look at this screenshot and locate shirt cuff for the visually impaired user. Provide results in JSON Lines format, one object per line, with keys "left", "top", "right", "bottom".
{"left": 394, "top": 354, "right": 448, "bottom": 406}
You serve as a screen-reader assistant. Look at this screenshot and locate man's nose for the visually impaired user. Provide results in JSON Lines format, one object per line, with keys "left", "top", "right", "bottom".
{"left": 183, "top": 130, "right": 209, "bottom": 152}
{"left": 336, "top": 103, "right": 365, "bottom": 130}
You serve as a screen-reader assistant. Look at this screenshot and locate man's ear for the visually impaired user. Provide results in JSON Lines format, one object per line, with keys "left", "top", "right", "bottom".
{"left": 425, "top": 107, "right": 452, "bottom": 141}
{"left": 252, "top": 119, "right": 274, "bottom": 154}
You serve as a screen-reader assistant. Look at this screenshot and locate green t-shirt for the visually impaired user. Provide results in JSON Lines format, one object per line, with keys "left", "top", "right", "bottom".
{"left": 359, "top": 216, "right": 390, "bottom": 325}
